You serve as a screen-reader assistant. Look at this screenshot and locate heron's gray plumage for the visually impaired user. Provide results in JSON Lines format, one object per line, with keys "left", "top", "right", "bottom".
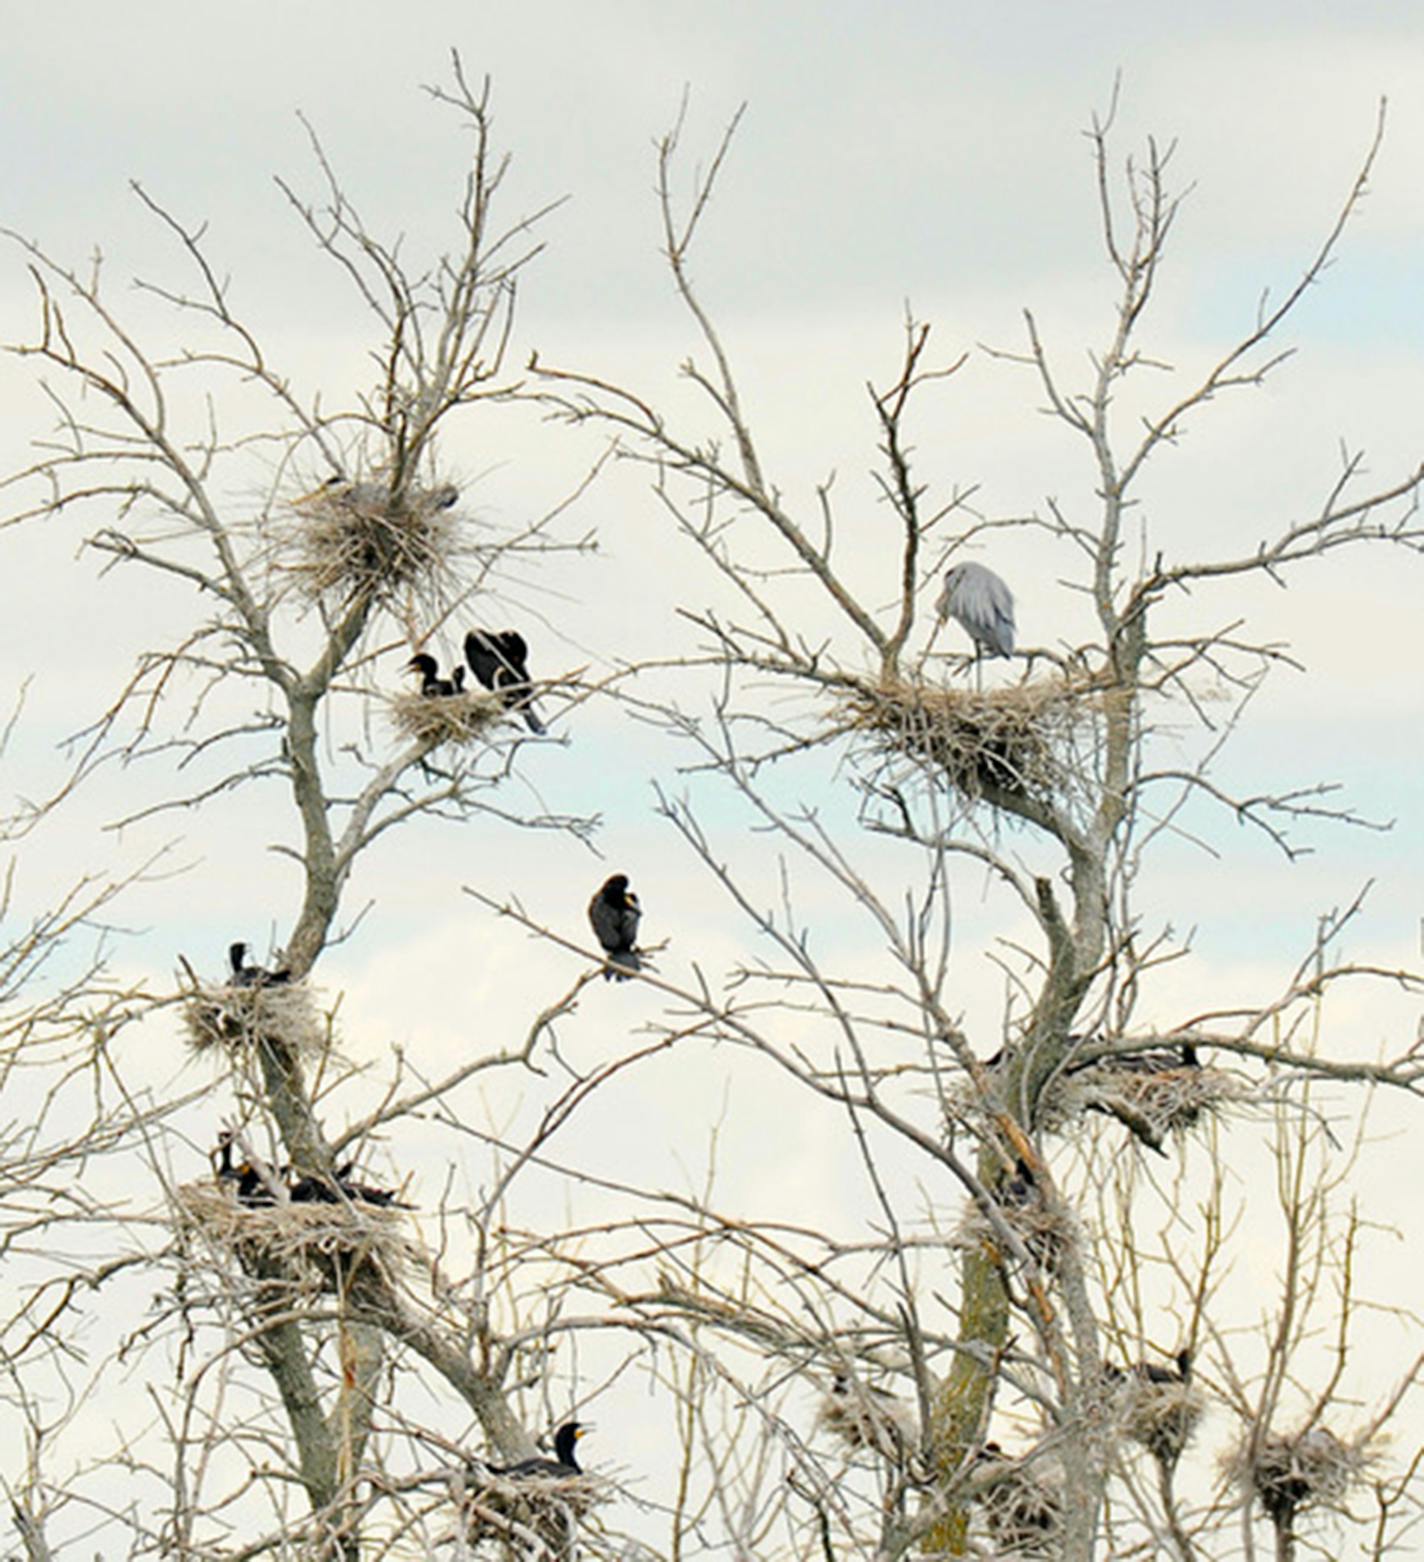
{"left": 936, "top": 562, "right": 1015, "bottom": 659}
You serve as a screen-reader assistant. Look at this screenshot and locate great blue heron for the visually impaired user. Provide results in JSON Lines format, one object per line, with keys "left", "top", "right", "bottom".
{"left": 936, "top": 562, "right": 1016, "bottom": 661}
{"left": 404, "top": 652, "right": 466, "bottom": 696}
{"left": 588, "top": 874, "right": 642, "bottom": 981}
{"left": 464, "top": 629, "right": 547, "bottom": 734}
{"left": 488, "top": 1422, "right": 591, "bottom": 1478}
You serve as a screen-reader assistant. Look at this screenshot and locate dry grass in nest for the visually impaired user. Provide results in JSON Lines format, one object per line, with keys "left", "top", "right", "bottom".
{"left": 181, "top": 982, "right": 324, "bottom": 1059}
{"left": 282, "top": 479, "right": 463, "bottom": 608}
{"left": 955, "top": 1197, "right": 1072, "bottom": 1279}
{"left": 818, "top": 1377, "right": 918, "bottom": 1460}
{"left": 1113, "top": 1376, "right": 1206, "bottom": 1465}
{"left": 837, "top": 674, "right": 1096, "bottom": 802}
{"left": 1228, "top": 1426, "right": 1372, "bottom": 1526}
{"left": 1078, "top": 1060, "right": 1244, "bottom": 1149}
{"left": 974, "top": 1449, "right": 1062, "bottom": 1558}
{"left": 460, "top": 1471, "right": 606, "bottom": 1551}
{"left": 177, "top": 1180, "right": 410, "bottom": 1290}
{"left": 388, "top": 688, "right": 507, "bottom": 747}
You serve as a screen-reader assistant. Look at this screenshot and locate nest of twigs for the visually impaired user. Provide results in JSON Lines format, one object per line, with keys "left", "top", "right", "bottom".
{"left": 460, "top": 1470, "right": 606, "bottom": 1552}
{"left": 1076, "top": 1058, "right": 1244, "bottom": 1150}
{"left": 837, "top": 675, "right": 1096, "bottom": 803}
{"left": 955, "top": 1195, "right": 1072, "bottom": 1279}
{"left": 177, "top": 1180, "right": 409, "bottom": 1290}
{"left": 1230, "top": 1426, "right": 1371, "bottom": 1526}
{"left": 818, "top": 1376, "right": 918, "bottom": 1460}
{"left": 283, "top": 479, "right": 463, "bottom": 607}
{"left": 974, "top": 1447, "right": 1062, "bottom": 1558}
{"left": 181, "top": 982, "right": 324, "bottom": 1058}
{"left": 1113, "top": 1375, "right": 1206, "bottom": 1465}
{"left": 388, "top": 688, "right": 507, "bottom": 746}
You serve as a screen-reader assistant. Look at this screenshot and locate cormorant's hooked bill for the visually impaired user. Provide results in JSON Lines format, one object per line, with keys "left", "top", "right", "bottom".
{"left": 489, "top": 1421, "right": 591, "bottom": 1478}
{"left": 228, "top": 942, "right": 291, "bottom": 988}
{"left": 464, "top": 629, "right": 546, "bottom": 734}
{"left": 588, "top": 874, "right": 642, "bottom": 981}
{"left": 405, "top": 652, "right": 466, "bottom": 697}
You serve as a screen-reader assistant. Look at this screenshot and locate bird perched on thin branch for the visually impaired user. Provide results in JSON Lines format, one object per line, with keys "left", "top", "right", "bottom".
{"left": 936, "top": 562, "right": 1016, "bottom": 661}
{"left": 588, "top": 874, "right": 642, "bottom": 981}
{"left": 228, "top": 942, "right": 291, "bottom": 988}
{"left": 405, "top": 652, "right": 466, "bottom": 696}
{"left": 488, "top": 1422, "right": 591, "bottom": 1478}
{"left": 464, "top": 629, "right": 546, "bottom": 734}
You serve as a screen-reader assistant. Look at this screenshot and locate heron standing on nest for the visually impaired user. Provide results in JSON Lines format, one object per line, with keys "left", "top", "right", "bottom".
{"left": 936, "top": 562, "right": 1015, "bottom": 685}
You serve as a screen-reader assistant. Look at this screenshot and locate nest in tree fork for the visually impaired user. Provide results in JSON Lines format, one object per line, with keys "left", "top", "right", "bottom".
{"left": 283, "top": 479, "right": 463, "bottom": 608}
{"left": 458, "top": 1469, "right": 606, "bottom": 1552}
{"left": 836, "top": 674, "right": 1096, "bottom": 803}
{"left": 973, "top": 1447, "right": 1062, "bottom": 1558}
{"left": 176, "top": 1180, "right": 411, "bottom": 1292}
{"left": 1076, "top": 1058, "right": 1244, "bottom": 1149}
{"left": 181, "top": 981, "right": 325, "bottom": 1059}
{"left": 818, "top": 1375, "right": 918, "bottom": 1460}
{"left": 387, "top": 687, "right": 507, "bottom": 747}
{"left": 1230, "top": 1426, "right": 1372, "bottom": 1527}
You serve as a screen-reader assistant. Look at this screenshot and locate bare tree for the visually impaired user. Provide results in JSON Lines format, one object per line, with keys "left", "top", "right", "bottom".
{"left": 3, "top": 68, "right": 1422, "bottom": 1562}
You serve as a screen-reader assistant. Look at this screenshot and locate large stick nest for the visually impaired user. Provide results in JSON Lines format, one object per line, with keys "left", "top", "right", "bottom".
{"left": 181, "top": 981, "right": 325, "bottom": 1059}
{"left": 973, "top": 1447, "right": 1062, "bottom": 1558}
{"left": 387, "top": 688, "right": 508, "bottom": 747}
{"left": 835, "top": 674, "right": 1100, "bottom": 804}
{"left": 459, "top": 1469, "right": 607, "bottom": 1552}
{"left": 281, "top": 478, "right": 465, "bottom": 609}
{"left": 818, "top": 1375, "right": 918, "bottom": 1460}
{"left": 1228, "top": 1425, "right": 1372, "bottom": 1526}
{"left": 176, "top": 1180, "right": 410, "bottom": 1290}
{"left": 1111, "top": 1374, "right": 1206, "bottom": 1465}
{"left": 1075, "top": 1057, "right": 1244, "bottom": 1148}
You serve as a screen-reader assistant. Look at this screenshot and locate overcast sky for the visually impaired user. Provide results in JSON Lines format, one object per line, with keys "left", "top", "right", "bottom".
{"left": 2, "top": 1, "right": 1422, "bottom": 1543}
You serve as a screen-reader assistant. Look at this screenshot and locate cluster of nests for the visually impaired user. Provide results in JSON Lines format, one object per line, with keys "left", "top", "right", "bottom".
{"left": 835, "top": 673, "right": 1100, "bottom": 810}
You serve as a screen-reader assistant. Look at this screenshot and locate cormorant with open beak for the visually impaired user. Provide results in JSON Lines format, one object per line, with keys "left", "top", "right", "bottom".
{"left": 464, "top": 629, "right": 546, "bottom": 734}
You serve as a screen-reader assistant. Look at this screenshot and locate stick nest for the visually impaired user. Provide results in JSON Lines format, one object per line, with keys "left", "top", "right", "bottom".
{"left": 836, "top": 674, "right": 1098, "bottom": 803}
{"left": 1076, "top": 1058, "right": 1244, "bottom": 1147}
{"left": 818, "top": 1377, "right": 918, "bottom": 1460}
{"left": 1229, "top": 1426, "right": 1372, "bottom": 1525}
{"left": 955, "top": 1196, "right": 1073, "bottom": 1278}
{"left": 387, "top": 688, "right": 507, "bottom": 747}
{"left": 176, "top": 1180, "right": 410, "bottom": 1289}
{"left": 974, "top": 1448, "right": 1062, "bottom": 1557}
{"left": 181, "top": 982, "right": 324, "bottom": 1059}
{"left": 282, "top": 479, "right": 464, "bottom": 608}
{"left": 1112, "top": 1376, "right": 1206, "bottom": 1465}
{"left": 460, "top": 1470, "right": 607, "bottom": 1549}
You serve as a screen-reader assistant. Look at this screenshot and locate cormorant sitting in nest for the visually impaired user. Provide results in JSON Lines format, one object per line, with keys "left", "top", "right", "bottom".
{"left": 489, "top": 1422, "right": 591, "bottom": 1478}
{"left": 228, "top": 942, "right": 291, "bottom": 988}
{"left": 464, "top": 629, "right": 546, "bottom": 734}
{"left": 405, "top": 652, "right": 466, "bottom": 697}
{"left": 212, "top": 1130, "right": 278, "bottom": 1206}
{"left": 588, "top": 874, "right": 642, "bottom": 981}
{"left": 287, "top": 1162, "right": 414, "bottom": 1209}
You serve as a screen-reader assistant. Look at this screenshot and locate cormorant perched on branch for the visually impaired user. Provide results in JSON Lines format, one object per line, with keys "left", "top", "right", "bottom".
{"left": 489, "top": 1422, "right": 590, "bottom": 1478}
{"left": 405, "top": 652, "right": 466, "bottom": 697}
{"left": 464, "top": 629, "right": 546, "bottom": 734}
{"left": 211, "top": 1130, "right": 278, "bottom": 1206}
{"left": 588, "top": 874, "right": 642, "bottom": 981}
{"left": 228, "top": 942, "right": 291, "bottom": 988}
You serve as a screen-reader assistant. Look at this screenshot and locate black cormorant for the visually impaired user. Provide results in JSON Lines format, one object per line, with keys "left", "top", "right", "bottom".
{"left": 489, "top": 1422, "right": 590, "bottom": 1478}
{"left": 464, "top": 629, "right": 546, "bottom": 734}
{"left": 588, "top": 874, "right": 642, "bottom": 980}
{"left": 405, "top": 652, "right": 466, "bottom": 697}
{"left": 212, "top": 1130, "right": 278, "bottom": 1206}
{"left": 287, "top": 1163, "right": 413, "bottom": 1209}
{"left": 228, "top": 942, "right": 291, "bottom": 988}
